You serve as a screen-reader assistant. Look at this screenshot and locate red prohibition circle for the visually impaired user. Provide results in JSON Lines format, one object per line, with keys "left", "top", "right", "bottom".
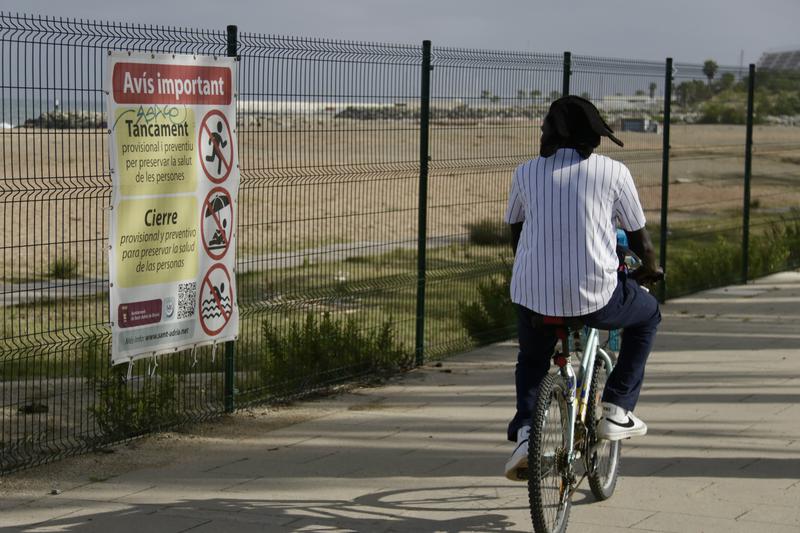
{"left": 200, "top": 186, "right": 234, "bottom": 261}
{"left": 198, "top": 109, "right": 234, "bottom": 183}
{"left": 198, "top": 263, "right": 234, "bottom": 337}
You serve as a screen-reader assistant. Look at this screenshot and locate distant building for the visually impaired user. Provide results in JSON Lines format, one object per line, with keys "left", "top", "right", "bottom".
{"left": 757, "top": 48, "right": 800, "bottom": 71}
{"left": 620, "top": 118, "right": 661, "bottom": 134}
{"left": 595, "top": 94, "right": 663, "bottom": 113}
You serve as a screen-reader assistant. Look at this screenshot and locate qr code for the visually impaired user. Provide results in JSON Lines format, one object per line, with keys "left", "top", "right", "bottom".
{"left": 177, "top": 282, "right": 196, "bottom": 320}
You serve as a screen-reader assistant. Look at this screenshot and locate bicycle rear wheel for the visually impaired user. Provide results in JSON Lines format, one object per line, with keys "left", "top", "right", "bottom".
{"left": 528, "top": 373, "right": 571, "bottom": 533}
{"left": 587, "top": 354, "right": 621, "bottom": 500}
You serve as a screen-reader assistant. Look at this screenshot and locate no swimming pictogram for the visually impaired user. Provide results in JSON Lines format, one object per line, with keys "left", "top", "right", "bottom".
{"left": 198, "top": 110, "right": 234, "bottom": 183}
{"left": 201, "top": 187, "right": 233, "bottom": 260}
{"left": 198, "top": 263, "right": 234, "bottom": 336}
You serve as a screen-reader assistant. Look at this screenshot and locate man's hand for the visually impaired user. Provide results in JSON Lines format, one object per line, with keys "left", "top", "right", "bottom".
{"left": 631, "top": 265, "right": 665, "bottom": 286}
{"left": 625, "top": 227, "right": 664, "bottom": 286}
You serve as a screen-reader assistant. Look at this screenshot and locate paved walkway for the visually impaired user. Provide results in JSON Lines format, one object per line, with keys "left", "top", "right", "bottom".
{"left": 2, "top": 272, "right": 799, "bottom": 532}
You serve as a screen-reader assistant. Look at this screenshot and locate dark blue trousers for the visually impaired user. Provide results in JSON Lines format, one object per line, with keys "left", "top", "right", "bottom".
{"left": 507, "top": 272, "right": 661, "bottom": 442}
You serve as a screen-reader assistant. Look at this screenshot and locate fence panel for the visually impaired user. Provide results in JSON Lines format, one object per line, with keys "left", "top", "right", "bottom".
{"left": 0, "top": 14, "right": 228, "bottom": 472}
{"left": 750, "top": 67, "right": 800, "bottom": 277}
{"left": 665, "top": 62, "right": 749, "bottom": 297}
{"left": 424, "top": 47, "right": 562, "bottom": 355}
{"left": 233, "top": 34, "right": 422, "bottom": 404}
{"left": 569, "top": 55, "right": 667, "bottom": 266}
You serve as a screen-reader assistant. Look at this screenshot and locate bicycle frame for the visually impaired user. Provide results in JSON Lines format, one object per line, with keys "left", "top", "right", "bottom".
{"left": 556, "top": 327, "right": 614, "bottom": 464}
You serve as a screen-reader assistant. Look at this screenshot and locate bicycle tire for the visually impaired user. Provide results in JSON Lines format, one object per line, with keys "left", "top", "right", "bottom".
{"left": 587, "top": 355, "right": 621, "bottom": 501}
{"left": 528, "top": 372, "right": 571, "bottom": 533}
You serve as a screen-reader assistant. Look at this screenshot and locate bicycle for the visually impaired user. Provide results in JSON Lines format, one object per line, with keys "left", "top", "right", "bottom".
{"left": 524, "top": 317, "right": 620, "bottom": 533}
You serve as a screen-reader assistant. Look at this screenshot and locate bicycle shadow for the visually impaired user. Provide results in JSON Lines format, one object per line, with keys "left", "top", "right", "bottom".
{"left": 10, "top": 485, "right": 532, "bottom": 533}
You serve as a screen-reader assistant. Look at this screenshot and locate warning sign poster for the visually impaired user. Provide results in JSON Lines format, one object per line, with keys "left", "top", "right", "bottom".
{"left": 108, "top": 52, "right": 239, "bottom": 365}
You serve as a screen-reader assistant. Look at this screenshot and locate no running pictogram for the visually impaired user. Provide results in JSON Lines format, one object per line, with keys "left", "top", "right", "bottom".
{"left": 198, "top": 110, "right": 234, "bottom": 183}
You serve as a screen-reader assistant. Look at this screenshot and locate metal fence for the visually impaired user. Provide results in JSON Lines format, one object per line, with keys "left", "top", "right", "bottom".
{"left": 1, "top": 12, "right": 798, "bottom": 473}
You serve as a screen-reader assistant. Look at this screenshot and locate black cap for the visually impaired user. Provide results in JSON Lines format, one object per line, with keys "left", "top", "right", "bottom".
{"left": 540, "top": 95, "right": 623, "bottom": 158}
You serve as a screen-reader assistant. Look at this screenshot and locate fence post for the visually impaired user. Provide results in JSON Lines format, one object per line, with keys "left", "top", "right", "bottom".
{"left": 415, "top": 40, "right": 432, "bottom": 367}
{"left": 562, "top": 51, "right": 571, "bottom": 96}
{"left": 658, "top": 58, "right": 673, "bottom": 303}
{"left": 742, "top": 63, "right": 755, "bottom": 283}
{"left": 224, "top": 24, "right": 238, "bottom": 414}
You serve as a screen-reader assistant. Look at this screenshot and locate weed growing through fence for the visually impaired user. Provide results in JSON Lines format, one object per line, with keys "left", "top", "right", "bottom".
{"left": 459, "top": 262, "right": 516, "bottom": 345}
{"left": 259, "top": 312, "right": 411, "bottom": 398}
{"left": 89, "top": 367, "right": 180, "bottom": 441}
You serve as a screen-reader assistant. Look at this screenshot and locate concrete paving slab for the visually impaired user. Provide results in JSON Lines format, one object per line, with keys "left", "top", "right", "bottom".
{"left": 737, "top": 503, "right": 800, "bottom": 528}
{"left": 1, "top": 499, "right": 132, "bottom": 529}
{"left": 634, "top": 510, "right": 800, "bottom": 533}
{"left": 37, "top": 508, "right": 210, "bottom": 533}
{"left": 566, "top": 504, "right": 655, "bottom": 528}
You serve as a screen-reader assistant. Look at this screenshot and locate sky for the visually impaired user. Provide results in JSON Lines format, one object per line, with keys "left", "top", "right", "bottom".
{"left": 1, "top": 0, "right": 799, "bottom": 66}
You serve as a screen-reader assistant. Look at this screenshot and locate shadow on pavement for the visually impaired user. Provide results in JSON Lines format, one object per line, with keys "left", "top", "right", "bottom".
{"left": 12, "top": 486, "right": 531, "bottom": 533}
{"left": 617, "top": 457, "right": 800, "bottom": 478}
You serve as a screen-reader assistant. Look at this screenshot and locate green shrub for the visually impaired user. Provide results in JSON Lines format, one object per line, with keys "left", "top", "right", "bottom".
{"left": 698, "top": 101, "right": 747, "bottom": 124}
{"left": 89, "top": 368, "right": 180, "bottom": 440}
{"left": 748, "top": 223, "right": 790, "bottom": 279}
{"left": 259, "top": 312, "right": 411, "bottom": 397}
{"left": 666, "top": 215, "right": 800, "bottom": 298}
{"left": 667, "top": 235, "right": 740, "bottom": 297}
{"left": 459, "top": 265, "right": 516, "bottom": 345}
{"left": 466, "top": 219, "right": 511, "bottom": 246}
{"left": 49, "top": 257, "right": 79, "bottom": 279}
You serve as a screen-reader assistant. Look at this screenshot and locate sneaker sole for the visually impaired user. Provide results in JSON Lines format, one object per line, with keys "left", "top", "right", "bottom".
{"left": 504, "top": 449, "right": 528, "bottom": 481}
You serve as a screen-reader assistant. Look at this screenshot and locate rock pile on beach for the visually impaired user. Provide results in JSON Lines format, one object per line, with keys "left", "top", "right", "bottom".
{"left": 334, "top": 105, "right": 543, "bottom": 121}
{"left": 24, "top": 111, "right": 106, "bottom": 129}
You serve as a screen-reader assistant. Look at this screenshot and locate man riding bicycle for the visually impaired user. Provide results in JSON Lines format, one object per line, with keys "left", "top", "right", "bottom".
{"left": 503, "top": 96, "right": 663, "bottom": 481}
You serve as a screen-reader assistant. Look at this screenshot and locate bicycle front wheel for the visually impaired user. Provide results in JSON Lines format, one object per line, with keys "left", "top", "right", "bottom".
{"left": 587, "top": 354, "right": 621, "bottom": 500}
{"left": 528, "top": 373, "right": 572, "bottom": 533}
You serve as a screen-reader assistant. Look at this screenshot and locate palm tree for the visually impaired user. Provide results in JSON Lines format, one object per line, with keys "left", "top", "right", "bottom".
{"left": 702, "top": 60, "right": 718, "bottom": 86}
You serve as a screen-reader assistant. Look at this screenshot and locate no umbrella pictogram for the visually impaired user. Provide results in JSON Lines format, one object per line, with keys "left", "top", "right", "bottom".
{"left": 199, "top": 263, "right": 234, "bottom": 336}
{"left": 198, "top": 110, "right": 234, "bottom": 183}
{"left": 201, "top": 187, "right": 234, "bottom": 260}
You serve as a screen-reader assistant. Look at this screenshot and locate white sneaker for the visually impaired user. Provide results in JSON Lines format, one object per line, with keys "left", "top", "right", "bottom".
{"left": 596, "top": 402, "right": 647, "bottom": 441}
{"left": 504, "top": 426, "right": 530, "bottom": 481}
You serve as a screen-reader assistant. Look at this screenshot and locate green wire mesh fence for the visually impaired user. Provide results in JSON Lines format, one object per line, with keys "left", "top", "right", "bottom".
{"left": 1, "top": 12, "right": 796, "bottom": 472}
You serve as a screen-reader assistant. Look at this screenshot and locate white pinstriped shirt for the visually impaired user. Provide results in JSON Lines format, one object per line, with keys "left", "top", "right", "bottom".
{"left": 504, "top": 148, "right": 647, "bottom": 317}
